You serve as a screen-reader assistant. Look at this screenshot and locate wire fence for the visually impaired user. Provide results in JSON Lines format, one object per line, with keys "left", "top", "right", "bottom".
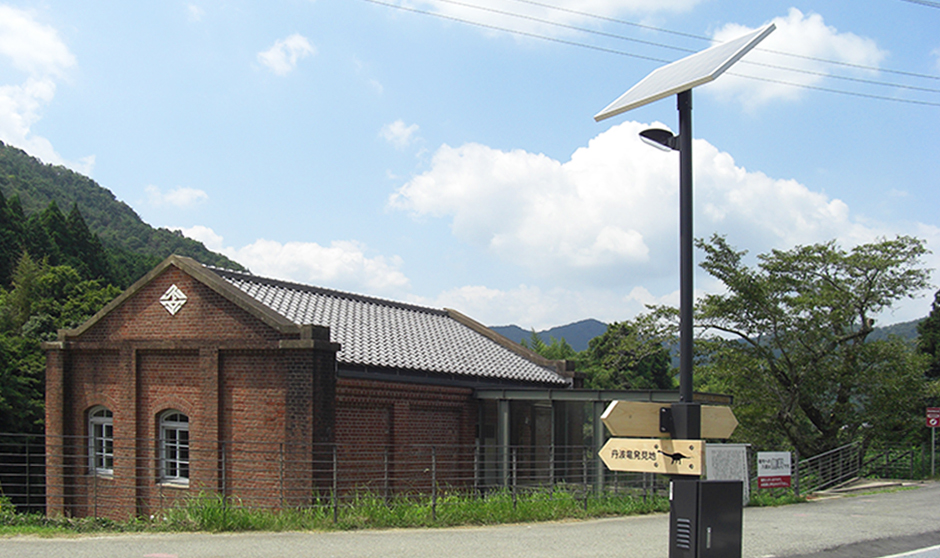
{"left": 0, "top": 433, "right": 664, "bottom": 519}
{"left": 2, "top": 434, "right": 934, "bottom": 520}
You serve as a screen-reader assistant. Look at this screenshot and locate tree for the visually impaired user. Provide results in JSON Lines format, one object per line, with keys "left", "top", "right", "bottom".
{"left": 581, "top": 313, "right": 675, "bottom": 390}
{"left": 0, "top": 255, "right": 121, "bottom": 432}
{"left": 917, "top": 290, "right": 940, "bottom": 380}
{"left": 695, "top": 234, "right": 932, "bottom": 456}
{"left": 520, "top": 330, "right": 578, "bottom": 361}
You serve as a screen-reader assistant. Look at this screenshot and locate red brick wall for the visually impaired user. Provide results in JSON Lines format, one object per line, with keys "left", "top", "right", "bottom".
{"left": 335, "top": 378, "right": 476, "bottom": 493}
{"left": 77, "top": 267, "right": 285, "bottom": 344}
{"left": 46, "top": 264, "right": 339, "bottom": 518}
{"left": 46, "top": 262, "right": 498, "bottom": 517}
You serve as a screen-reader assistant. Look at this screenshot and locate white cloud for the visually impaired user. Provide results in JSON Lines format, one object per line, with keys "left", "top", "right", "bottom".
{"left": 257, "top": 34, "right": 316, "bottom": 76}
{"left": 146, "top": 185, "right": 209, "bottom": 208}
{"left": 0, "top": 5, "right": 90, "bottom": 173}
{"left": 187, "top": 4, "right": 205, "bottom": 23}
{"left": 176, "top": 225, "right": 224, "bottom": 249}
{"left": 389, "top": 120, "right": 887, "bottom": 291}
{"left": 175, "top": 227, "right": 410, "bottom": 296}
{"left": 0, "top": 5, "right": 75, "bottom": 77}
{"left": 380, "top": 120, "right": 420, "bottom": 149}
{"left": 388, "top": 119, "right": 940, "bottom": 327}
{"left": 703, "top": 9, "right": 887, "bottom": 109}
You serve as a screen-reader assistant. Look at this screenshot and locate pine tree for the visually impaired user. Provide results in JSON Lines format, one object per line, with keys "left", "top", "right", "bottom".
{"left": 918, "top": 290, "right": 940, "bottom": 379}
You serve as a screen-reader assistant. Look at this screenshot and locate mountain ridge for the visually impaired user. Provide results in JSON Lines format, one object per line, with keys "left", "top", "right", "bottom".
{"left": 0, "top": 141, "right": 242, "bottom": 278}
{"left": 491, "top": 317, "right": 925, "bottom": 354}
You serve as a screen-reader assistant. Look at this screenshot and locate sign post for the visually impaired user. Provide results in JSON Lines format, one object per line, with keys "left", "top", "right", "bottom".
{"left": 928, "top": 407, "right": 940, "bottom": 476}
{"left": 602, "top": 400, "right": 738, "bottom": 439}
{"left": 594, "top": 23, "right": 773, "bottom": 557}
{"left": 757, "top": 451, "right": 792, "bottom": 489}
{"left": 599, "top": 438, "right": 704, "bottom": 475}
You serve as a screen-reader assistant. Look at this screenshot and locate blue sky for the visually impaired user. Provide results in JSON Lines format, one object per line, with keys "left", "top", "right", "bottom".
{"left": 1, "top": 0, "right": 939, "bottom": 330}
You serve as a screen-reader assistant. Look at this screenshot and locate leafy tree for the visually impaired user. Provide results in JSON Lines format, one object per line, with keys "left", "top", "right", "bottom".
{"left": 0, "top": 255, "right": 121, "bottom": 432}
{"left": 917, "top": 290, "right": 940, "bottom": 380}
{"left": 695, "top": 234, "right": 932, "bottom": 456}
{"left": 581, "top": 314, "right": 675, "bottom": 390}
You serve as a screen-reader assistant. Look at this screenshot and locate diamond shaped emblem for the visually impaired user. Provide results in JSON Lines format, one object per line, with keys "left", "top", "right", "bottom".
{"left": 160, "top": 284, "right": 188, "bottom": 316}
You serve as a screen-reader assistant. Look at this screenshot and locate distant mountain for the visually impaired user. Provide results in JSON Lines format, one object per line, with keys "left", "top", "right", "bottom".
{"left": 0, "top": 141, "right": 243, "bottom": 281}
{"left": 869, "top": 318, "right": 923, "bottom": 342}
{"left": 490, "top": 319, "right": 608, "bottom": 352}
{"left": 490, "top": 316, "right": 923, "bottom": 355}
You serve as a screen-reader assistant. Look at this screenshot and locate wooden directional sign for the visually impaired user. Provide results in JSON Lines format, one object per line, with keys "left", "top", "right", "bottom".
{"left": 601, "top": 401, "right": 738, "bottom": 439}
{"left": 599, "top": 438, "right": 704, "bottom": 475}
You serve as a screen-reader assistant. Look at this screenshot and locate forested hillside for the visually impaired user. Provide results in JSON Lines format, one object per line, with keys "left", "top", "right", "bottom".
{"left": 0, "top": 141, "right": 242, "bottom": 286}
{"left": 0, "top": 141, "right": 244, "bottom": 435}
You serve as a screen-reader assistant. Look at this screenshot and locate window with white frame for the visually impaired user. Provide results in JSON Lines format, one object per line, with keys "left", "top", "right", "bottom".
{"left": 88, "top": 406, "right": 114, "bottom": 476}
{"left": 159, "top": 411, "right": 189, "bottom": 483}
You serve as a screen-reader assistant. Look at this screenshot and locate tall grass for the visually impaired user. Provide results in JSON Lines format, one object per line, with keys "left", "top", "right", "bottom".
{"left": 0, "top": 489, "right": 671, "bottom": 535}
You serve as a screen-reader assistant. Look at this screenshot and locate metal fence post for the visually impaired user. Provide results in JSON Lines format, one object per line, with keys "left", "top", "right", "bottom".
{"left": 473, "top": 444, "right": 480, "bottom": 496}
{"left": 511, "top": 447, "right": 517, "bottom": 509}
{"left": 549, "top": 444, "right": 555, "bottom": 498}
{"left": 220, "top": 440, "right": 228, "bottom": 508}
{"left": 279, "top": 442, "right": 284, "bottom": 510}
{"left": 384, "top": 446, "right": 390, "bottom": 506}
{"left": 332, "top": 445, "right": 338, "bottom": 524}
{"left": 25, "top": 439, "right": 31, "bottom": 511}
{"left": 793, "top": 449, "right": 800, "bottom": 498}
{"left": 431, "top": 446, "right": 437, "bottom": 521}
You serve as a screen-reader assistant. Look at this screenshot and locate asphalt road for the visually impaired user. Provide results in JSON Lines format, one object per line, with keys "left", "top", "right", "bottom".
{"left": 2, "top": 482, "right": 939, "bottom": 558}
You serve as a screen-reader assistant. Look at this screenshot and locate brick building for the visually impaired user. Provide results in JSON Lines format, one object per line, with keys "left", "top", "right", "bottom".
{"left": 44, "top": 255, "right": 582, "bottom": 518}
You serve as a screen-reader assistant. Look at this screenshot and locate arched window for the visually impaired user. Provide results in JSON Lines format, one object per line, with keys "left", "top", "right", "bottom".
{"left": 88, "top": 406, "right": 113, "bottom": 475}
{"left": 159, "top": 411, "right": 189, "bottom": 483}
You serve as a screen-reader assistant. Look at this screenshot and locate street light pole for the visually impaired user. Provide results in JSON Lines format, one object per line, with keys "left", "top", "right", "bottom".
{"left": 594, "top": 25, "right": 775, "bottom": 557}
{"left": 677, "top": 89, "right": 694, "bottom": 407}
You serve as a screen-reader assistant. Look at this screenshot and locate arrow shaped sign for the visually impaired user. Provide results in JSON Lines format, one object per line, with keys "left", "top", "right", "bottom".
{"left": 599, "top": 438, "right": 704, "bottom": 475}
{"left": 601, "top": 401, "right": 738, "bottom": 439}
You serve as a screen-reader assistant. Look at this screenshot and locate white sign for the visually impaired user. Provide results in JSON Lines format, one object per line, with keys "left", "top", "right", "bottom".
{"left": 757, "top": 451, "right": 792, "bottom": 489}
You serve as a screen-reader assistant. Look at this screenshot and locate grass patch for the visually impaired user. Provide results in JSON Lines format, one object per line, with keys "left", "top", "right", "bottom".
{"left": 749, "top": 488, "right": 807, "bottom": 507}
{"left": 3, "top": 483, "right": 813, "bottom": 536}
{"left": 0, "top": 489, "right": 671, "bottom": 535}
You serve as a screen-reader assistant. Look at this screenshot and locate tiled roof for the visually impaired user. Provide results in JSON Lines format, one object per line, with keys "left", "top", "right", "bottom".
{"left": 210, "top": 267, "right": 569, "bottom": 386}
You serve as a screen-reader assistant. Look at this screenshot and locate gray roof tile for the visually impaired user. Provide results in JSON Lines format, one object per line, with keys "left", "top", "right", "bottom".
{"left": 211, "top": 268, "right": 569, "bottom": 386}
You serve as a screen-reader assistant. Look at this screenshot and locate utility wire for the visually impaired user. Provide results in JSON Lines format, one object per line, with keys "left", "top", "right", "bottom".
{"left": 361, "top": 0, "right": 940, "bottom": 107}
{"left": 898, "top": 0, "right": 940, "bottom": 8}
{"left": 428, "top": 0, "right": 940, "bottom": 94}
{"left": 361, "top": 0, "right": 670, "bottom": 63}
{"left": 727, "top": 71, "right": 940, "bottom": 107}
{"left": 507, "top": 0, "right": 940, "bottom": 81}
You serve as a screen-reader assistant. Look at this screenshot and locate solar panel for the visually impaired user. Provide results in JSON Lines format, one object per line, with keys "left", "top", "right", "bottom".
{"left": 594, "top": 24, "right": 775, "bottom": 122}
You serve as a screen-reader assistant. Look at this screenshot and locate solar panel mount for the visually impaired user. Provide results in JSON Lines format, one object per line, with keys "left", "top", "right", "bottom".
{"left": 594, "top": 24, "right": 775, "bottom": 121}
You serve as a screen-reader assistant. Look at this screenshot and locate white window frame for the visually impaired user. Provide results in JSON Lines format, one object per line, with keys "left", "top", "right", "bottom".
{"left": 88, "top": 406, "right": 114, "bottom": 476}
{"left": 159, "top": 411, "right": 190, "bottom": 485}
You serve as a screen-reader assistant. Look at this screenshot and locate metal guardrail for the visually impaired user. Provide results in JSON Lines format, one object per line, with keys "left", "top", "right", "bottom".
{"left": 795, "top": 443, "right": 862, "bottom": 494}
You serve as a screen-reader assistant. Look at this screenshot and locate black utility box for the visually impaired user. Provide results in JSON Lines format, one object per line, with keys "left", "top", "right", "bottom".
{"left": 669, "top": 479, "right": 743, "bottom": 558}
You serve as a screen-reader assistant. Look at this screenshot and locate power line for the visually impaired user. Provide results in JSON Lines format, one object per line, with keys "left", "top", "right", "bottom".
{"left": 361, "top": 0, "right": 671, "bottom": 63}
{"left": 898, "top": 0, "right": 940, "bottom": 8}
{"left": 428, "top": 0, "right": 940, "bottom": 95}
{"left": 361, "top": 0, "right": 940, "bottom": 107}
{"left": 727, "top": 71, "right": 940, "bottom": 107}
{"left": 506, "top": 0, "right": 940, "bottom": 82}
